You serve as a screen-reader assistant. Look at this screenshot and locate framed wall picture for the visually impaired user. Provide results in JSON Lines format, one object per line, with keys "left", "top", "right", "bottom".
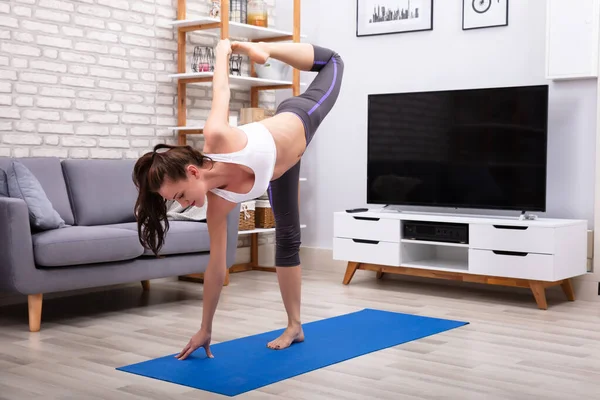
{"left": 463, "top": 0, "right": 508, "bottom": 30}
{"left": 356, "top": 0, "right": 434, "bottom": 37}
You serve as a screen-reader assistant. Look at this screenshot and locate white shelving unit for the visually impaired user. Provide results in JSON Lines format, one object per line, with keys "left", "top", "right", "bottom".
{"left": 171, "top": 0, "right": 306, "bottom": 283}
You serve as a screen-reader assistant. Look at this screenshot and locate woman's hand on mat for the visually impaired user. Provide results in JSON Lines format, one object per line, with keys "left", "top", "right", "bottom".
{"left": 176, "top": 328, "right": 213, "bottom": 360}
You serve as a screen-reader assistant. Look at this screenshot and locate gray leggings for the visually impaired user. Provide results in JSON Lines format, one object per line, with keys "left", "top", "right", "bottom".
{"left": 267, "top": 45, "right": 344, "bottom": 266}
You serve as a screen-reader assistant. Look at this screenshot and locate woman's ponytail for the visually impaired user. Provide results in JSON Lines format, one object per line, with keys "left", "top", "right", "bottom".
{"left": 132, "top": 143, "right": 212, "bottom": 256}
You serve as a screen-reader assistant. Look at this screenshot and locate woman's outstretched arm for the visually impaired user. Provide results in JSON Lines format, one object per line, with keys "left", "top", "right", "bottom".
{"left": 176, "top": 193, "right": 237, "bottom": 360}
{"left": 205, "top": 39, "right": 232, "bottom": 137}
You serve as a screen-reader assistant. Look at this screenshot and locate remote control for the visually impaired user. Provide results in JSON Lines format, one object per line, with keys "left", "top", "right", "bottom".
{"left": 345, "top": 208, "right": 368, "bottom": 213}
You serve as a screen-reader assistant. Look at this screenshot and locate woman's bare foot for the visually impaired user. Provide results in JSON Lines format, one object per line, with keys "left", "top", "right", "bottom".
{"left": 231, "top": 41, "right": 270, "bottom": 64}
{"left": 267, "top": 324, "right": 304, "bottom": 350}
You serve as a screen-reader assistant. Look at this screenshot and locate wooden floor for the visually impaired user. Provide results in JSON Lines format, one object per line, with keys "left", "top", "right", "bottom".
{"left": 1, "top": 249, "right": 600, "bottom": 399}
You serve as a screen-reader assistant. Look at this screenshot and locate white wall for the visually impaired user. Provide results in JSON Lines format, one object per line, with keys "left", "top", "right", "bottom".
{"left": 281, "top": 0, "right": 597, "bottom": 249}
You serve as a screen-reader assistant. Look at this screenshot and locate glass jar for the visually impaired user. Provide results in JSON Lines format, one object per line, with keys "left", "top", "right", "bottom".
{"left": 247, "top": 0, "right": 268, "bottom": 27}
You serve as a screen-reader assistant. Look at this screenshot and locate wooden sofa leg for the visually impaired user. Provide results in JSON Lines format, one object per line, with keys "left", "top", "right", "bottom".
{"left": 223, "top": 269, "right": 230, "bottom": 286}
{"left": 28, "top": 294, "right": 43, "bottom": 332}
{"left": 141, "top": 280, "right": 150, "bottom": 291}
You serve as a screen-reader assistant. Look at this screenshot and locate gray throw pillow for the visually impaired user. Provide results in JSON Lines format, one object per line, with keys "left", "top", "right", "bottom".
{"left": 6, "top": 160, "right": 66, "bottom": 230}
{"left": 0, "top": 168, "right": 7, "bottom": 197}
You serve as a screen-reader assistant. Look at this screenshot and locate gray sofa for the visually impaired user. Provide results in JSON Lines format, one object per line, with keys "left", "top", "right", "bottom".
{"left": 0, "top": 156, "right": 240, "bottom": 332}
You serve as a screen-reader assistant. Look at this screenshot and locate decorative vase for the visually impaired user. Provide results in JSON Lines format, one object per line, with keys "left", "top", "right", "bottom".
{"left": 209, "top": 1, "right": 220, "bottom": 18}
{"left": 253, "top": 58, "right": 290, "bottom": 80}
{"left": 229, "top": 54, "right": 243, "bottom": 75}
{"left": 247, "top": 0, "right": 268, "bottom": 27}
{"left": 192, "top": 46, "right": 214, "bottom": 73}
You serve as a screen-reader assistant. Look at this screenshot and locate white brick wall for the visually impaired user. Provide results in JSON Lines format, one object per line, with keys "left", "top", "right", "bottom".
{"left": 0, "top": 0, "right": 281, "bottom": 250}
{"left": 0, "top": 0, "right": 277, "bottom": 156}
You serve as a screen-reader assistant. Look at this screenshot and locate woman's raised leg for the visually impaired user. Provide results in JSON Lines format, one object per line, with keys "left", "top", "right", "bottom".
{"left": 231, "top": 41, "right": 345, "bottom": 146}
{"left": 232, "top": 41, "right": 316, "bottom": 71}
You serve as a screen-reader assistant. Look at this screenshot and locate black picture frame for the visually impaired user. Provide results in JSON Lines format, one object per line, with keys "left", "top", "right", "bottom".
{"left": 462, "top": 0, "right": 509, "bottom": 30}
{"left": 356, "top": 0, "right": 434, "bottom": 37}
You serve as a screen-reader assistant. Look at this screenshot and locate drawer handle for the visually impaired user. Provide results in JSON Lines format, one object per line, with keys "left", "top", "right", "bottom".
{"left": 492, "top": 250, "right": 528, "bottom": 257}
{"left": 492, "top": 225, "right": 528, "bottom": 230}
{"left": 353, "top": 216, "right": 380, "bottom": 221}
{"left": 352, "top": 239, "right": 380, "bottom": 244}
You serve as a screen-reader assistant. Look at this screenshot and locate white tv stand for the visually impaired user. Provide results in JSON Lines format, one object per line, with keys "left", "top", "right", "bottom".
{"left": 333, "top": 210, "right": 588, "bottom": 309}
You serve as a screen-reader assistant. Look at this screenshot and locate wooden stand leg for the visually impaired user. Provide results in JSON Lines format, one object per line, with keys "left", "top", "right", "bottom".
{"left": 28, "top": 294, "right": 43, "bottom": 332}
{"left": 561, "top": 278, "right": 575, "bottom": 301}
{"left": 529, "top": 281, "right": 548, "bottom": 310}
{"left": 251, "top": 232, "right": 258, "bottom": 267}
{"left": 141, "top": 280, "right": 150, "bottom": 291}
{"left": 343, "top": 262, "right": 360, "bottom": 285}
{"left": 342, "top": 261, "right": 575, "bottom": 309}
{"left": 230, "top": 232, "right": 278, "bottom": 274}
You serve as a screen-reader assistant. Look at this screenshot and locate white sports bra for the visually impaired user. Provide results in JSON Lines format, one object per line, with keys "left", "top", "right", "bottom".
{"left": 206, "top": 122, "right": 277, "bottom": 203}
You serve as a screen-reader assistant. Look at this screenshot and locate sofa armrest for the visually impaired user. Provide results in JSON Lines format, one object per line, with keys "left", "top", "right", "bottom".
{"left": 225, "top": 203, "right": 240, "bottom": 268}
{"left": 0, "top": 197, "right": 36, "bottom": 293}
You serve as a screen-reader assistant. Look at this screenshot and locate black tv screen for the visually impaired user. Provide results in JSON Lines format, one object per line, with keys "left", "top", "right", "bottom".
{"left": 367, "top": 84, "right": 549, "bottom": 212}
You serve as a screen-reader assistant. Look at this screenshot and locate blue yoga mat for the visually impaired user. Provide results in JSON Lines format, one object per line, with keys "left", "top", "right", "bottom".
{"left": 117, "top": 308, "right": 468, "bottom": 396}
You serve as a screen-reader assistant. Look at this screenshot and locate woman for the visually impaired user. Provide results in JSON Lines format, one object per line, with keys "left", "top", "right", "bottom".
{"left": 132, "top": 39, "right": 344, "bottom": 360}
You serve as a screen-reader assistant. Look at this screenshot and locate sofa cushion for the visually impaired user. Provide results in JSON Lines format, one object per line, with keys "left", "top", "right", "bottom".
{"left": 0, "top": 157, "right": 75, "bottom": 225}
{"left": 107, "top": 220, "right": 210, "bottom": 256}
{"left": 0, "top": 168, "right": 7, "bottom": 197}
{"left": 6, "top": 161, "right": 67, "bottom": 231}
{"left": 61, "top": 159, "right": 138, "bottom": 226}
{"left": 32, "top": 225, "right": 144, "bottom": 267}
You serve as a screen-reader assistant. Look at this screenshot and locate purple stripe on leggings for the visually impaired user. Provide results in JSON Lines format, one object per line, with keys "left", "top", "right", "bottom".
{"left": 268, "top": 184, "right": 274, "bottom": 213}
{"left": 307, "top": 58, "right": 338, "bottom": 116}
{"left": 314, "top": 60, "right": 327, "bottom": 65}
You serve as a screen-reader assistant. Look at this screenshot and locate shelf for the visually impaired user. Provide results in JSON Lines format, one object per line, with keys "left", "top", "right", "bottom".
{"left": 169, "top": 126, "right": 204, "bottom": 133}
{"left": 169, "top": 71, "right": 300, "bottom": 89}
{"left": 401, "top": 239, "right": 468, "bottom": 248}
{"left": 238, "top": 224, "right": 306, "bottom": 235}
{"left": 400, "top": 259, "right": 469, "bottom": 273}
{"left": 166, "top": 16, "right": 305, "bottom": 41}
{"left": 401, "top": 240, "right": 468, "bottom": 273}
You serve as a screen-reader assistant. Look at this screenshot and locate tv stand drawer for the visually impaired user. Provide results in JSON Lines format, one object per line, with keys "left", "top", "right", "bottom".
{"left": 470, "top": 224, "right": 555, "bottom": 254}
{"left": 334, "top": 213, "right": 400, "bottom": 242}
{"left": 469, "top": 249, "right": 555, "bottom": 281}
{"left": 333, "top": 238, "right": 401, "bottom": 266}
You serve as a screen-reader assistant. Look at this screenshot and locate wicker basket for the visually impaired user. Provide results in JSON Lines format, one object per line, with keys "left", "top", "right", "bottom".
{"left": 238, "top": 200, "right": 255, "bottom": 230}
{"left": 255, "top": 199, "right": 275, "bottom": 228}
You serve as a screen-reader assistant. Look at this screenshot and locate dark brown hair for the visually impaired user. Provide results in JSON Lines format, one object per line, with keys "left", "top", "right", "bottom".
{"left": 132, "top": 143, "right": 212, "bottom": 256}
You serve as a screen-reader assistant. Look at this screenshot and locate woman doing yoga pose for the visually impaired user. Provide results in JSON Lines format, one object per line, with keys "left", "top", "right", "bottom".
{"left": 132, "top": 39, "right": 344, "bottom": 359}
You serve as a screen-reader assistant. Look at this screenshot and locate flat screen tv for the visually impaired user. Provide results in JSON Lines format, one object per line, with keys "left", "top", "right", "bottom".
{"left": 367, "top": 84, "right": 549, "bottom": 212}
